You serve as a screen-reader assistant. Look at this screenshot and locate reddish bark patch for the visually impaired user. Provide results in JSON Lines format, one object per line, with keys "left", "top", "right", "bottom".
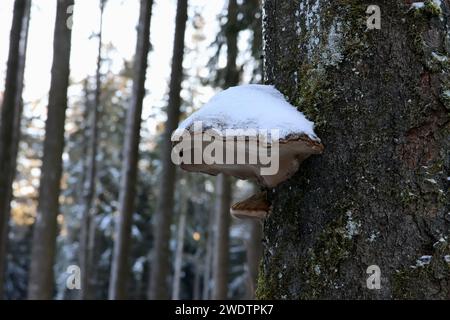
{"left": 397, "top": 110, "right": 446, "bottom": 169}
{"left": 420, "top": 71, "right": 431, "bottom": 89}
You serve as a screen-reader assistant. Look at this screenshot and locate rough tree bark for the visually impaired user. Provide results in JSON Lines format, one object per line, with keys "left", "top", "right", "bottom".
{"left": 257, "top": 0, "right": 450, "bottom": 299}
{"left": 28, "top": 0, "right": 74, "bottom": 300}
{"left": 211, "top": 0, "right": 240, "bottom": 300}
{"left": 0, "top": 0, "right": 31, "bottom": 299}
{"left": 148, "top": 0, "right": 188, "bottom": 300}
{"left": 79, "top": 0, "right": 106, "bottom": 300}
{"left": 108, "top": 0, "right": 153, "bottom": 300}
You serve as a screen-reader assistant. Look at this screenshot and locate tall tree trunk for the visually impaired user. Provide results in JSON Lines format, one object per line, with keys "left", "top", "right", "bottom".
{"left": 245, "top": 220, "right": 262, "bottom": 299}
{"left": 171, "top": 196, "right": 187, "bottom": 300}
{"left": 79, "top": 0, "right": 106, "bottom": 300}
{"left": 212, "top": 175, "right": 232, "bottom": 300}
{"left": 202, "top": 209, "right": 214, "bottom": 300}
{"left": 257, "top": 0, "right": 450, "bottom": 299}
{"left": 148, "top": 0, "right": 188, "bottom": 300}
{"left": 193, "top": 248, "right": 202, "bottom": 300}
{"left": 108, "top": 0, "right": 153, "bottom": 300}
{"left": 27, "top": 0, "right": 74, "bottom": 300}
{"left": 62, "top": 80, "right": 89, "bottom": 301}
{"left": 211, "top": 0, "right": 239, "bottom": 300}
{"left": 0, "top": 0, "right": 31, "bottom": 300}
{"left": 223, "top": 0, "right": 239, "bottom": 88}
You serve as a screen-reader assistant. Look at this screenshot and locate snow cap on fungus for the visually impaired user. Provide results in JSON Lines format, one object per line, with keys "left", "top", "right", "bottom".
{"left": 172, "top": 84, "right": 324, "bottom": 188}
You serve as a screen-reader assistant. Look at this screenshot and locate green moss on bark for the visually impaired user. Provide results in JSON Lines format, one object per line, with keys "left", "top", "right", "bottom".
{"left": 256, "top": 210, "right": 360, "bottom": 300}
{"left": 392, "top": 240, "right": 450, "bottom": 299}
{"left": 255, "top": 262, "right": 276, "bottom": 300}
{"left": 392, "top": 266, "right": 434, "bottom": 299}
{"left": 299, "top": 212, "right": 359, "bottom": 299}
{"left": 415, "top": 0, "right": 443, "bottom": 17}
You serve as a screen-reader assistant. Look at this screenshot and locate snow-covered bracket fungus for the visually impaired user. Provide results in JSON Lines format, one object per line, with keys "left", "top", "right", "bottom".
{"left": 171, "top": 84, "right": 324, "bottom": 219}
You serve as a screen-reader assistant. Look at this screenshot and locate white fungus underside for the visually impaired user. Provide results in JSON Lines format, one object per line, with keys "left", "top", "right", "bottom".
{"left": 178, "top": 84, "right": 319, "bottom": 141}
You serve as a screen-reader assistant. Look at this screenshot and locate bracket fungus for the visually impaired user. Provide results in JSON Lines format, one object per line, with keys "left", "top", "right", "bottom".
{"left": 231, "top": 192, "right": 270, "bottom": 220}
{"left": 171, "top": 84, "right": 323, "bottom": 218}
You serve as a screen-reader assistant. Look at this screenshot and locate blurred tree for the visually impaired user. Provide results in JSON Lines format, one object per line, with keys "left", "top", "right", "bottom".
{"left": 148, "top": 0, "right": 188, "bottom": 300}
{"left": 79, "top": 0, "right": 106, "bottom": 300}
{"left": 4, "top": 99, "right": 45, "bottom": 300}
{"left": 207, "top": 0, "right": 262, "bottom": 87}
{"left": 53, "top": 80, "right": 91, "bottom": 301}
{"left": 238, "top": 0, "right": 262, "bottom": 82}
{"left": 212, "top": 175, "right": 232, "bottom": 300}
{"left": 28, "top": 0, "right": 74, "bottom": 300}
{"left": 196, "top": 0, "right": 263, "bottom": 300}
{"left": 244, "top": 220, "right": 262, "bottom": 299}
{"left": 53, "top": 49, "right": 159, "bottom": 300}
{"left": 109, "top": 0, "right": 153, "bottom": 300}
{"left": 171, "top": 185, "right": 188, "bottom": 300}
{"left": 211, "top": 0, "right": 239, "bottom": 300}
{"left": 0, "top": 0, "right": 31, "bottom": 299}
{"left": 202, "top": 205, "right": 214, "bottom": 300}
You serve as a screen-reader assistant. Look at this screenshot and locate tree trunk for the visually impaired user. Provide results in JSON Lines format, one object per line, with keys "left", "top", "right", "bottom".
{"left": 148, "top": 0, "right": 188, "bottom": 300}
{"left": 193, "top": 249, "right": 202, "bottom": 300}
{"left": 245, "top": 220, "right": 262, "bottom": 299}
{"left": 79, "top": 0, "right": 106, "bottom": 300}
{"left": 223, "top": 0, "right": 240, "bottom": 88}
{"left": 202, "top": 209, "right": 214, "bottom": 300}
{"left": 108, "top": 0, "right": 153, "bottom": 300}
{"left": 212, "top": 175, "right": 232, "bottom": 300}
{"left": 211, "top": 0, "right": 239, "bottom": 300}
{"left": 0, "top": 0, "right": 31, "bottom": 300}
{"left": 257, "top": 0, "right": 450, "bottom": 300}
{"left": 27, "top": 0, "right": 74, "bottom": 300}
{"left": 171, "top": 197, "right": 187, "bottom": 300}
